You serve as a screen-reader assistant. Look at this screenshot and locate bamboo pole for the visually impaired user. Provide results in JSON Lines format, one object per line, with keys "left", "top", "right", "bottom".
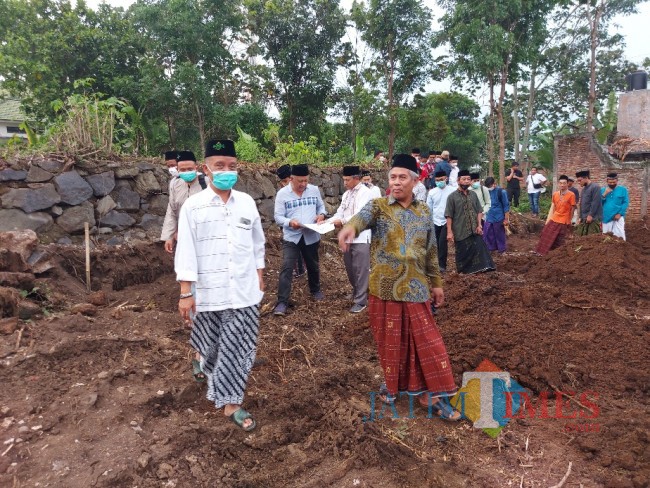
{"left": 84, "top": 222, "right": 91, "bottom": 293}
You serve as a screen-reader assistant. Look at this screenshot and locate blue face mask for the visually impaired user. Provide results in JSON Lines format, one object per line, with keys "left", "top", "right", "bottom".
{"left": 178, "top": 170, "right": 197, "bottom": 183}
{"left": 471, "top": 182, "right": 480, "bottom": 189}
{"left": 212, "top": 171, "right": 238, "bottom": 190}
{"left": 435, "top": 181, "right": 446, "bottom": 189}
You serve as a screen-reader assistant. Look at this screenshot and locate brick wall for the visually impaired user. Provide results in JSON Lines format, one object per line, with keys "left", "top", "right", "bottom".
{"left": 554, "top": 133, "right": 649, "bottom": 218}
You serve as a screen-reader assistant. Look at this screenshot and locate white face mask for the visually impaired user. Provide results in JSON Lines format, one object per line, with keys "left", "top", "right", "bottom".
{"left": 168, "top": 167, "right": 179, "bottom": 177}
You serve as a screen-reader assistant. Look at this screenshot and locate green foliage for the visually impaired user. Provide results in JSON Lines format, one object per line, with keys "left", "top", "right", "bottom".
{"left": 235, "top": 126, "right": 268, "bottom": 163}
{"left": 47, "top": 83, "right": 139, "bottom": 156}
{"left": 263, "top": 123, "right": 326, "bottom": 166}
{"left": 594, "top": 91, "right": 617, "bottom": 144}
{"left": 515, "top": 192, "right": 552, "bottom": 219}
{"left": 246, "top": 0, "right": 347, "bottom": 137}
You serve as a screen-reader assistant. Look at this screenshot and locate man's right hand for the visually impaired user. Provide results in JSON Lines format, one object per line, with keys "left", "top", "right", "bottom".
{"left": 179, "top": 296, "right": 196, "bottom": 327}
{"left": 164, "top": 239, "right": 175, "bottom": 254}
{"left": 338, "top": 226, "right": 356, "bottom": 252}
{"left": 289, "top": 219, "right": 301, "bottom": 229}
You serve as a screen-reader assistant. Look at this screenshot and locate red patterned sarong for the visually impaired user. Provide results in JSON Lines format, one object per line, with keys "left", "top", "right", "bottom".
{"left": 368, "top": 295, "right": 457, "bottom": 399}
{"left": 535, "top": 220, "right": 570, "bottom": 256}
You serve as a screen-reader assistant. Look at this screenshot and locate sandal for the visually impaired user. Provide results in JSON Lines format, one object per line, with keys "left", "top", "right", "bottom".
{"left": 229, "top": 408, "right": 256, "bottom": 432}
{"left": 379, "top": 383, "right": 395, "bottom": 405}
{"left": 423, "top": 397, "right": 461, "bottom": 421}
{"left": 191, "top": 359, "right": 206, "bottom": 383}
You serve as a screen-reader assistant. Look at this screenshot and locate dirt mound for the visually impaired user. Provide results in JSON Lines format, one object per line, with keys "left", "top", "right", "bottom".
{"left": 0, "top": 227, "right": 648, "bottom": 487}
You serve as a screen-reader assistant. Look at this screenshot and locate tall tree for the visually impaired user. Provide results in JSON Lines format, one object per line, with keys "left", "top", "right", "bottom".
{"left": 441, "top": 0, "right": 553, "bottom": 185}
{"left": 0, "top": 0, "right": 145, "bottom": 122}
{"left": 131, "top": 0, "right": 247, "bottom": 150}
{"left": 246, "top": 0, "right": 347, "bottom": 137}
{"left": 351, "top": 0, "right": 434, "bottom": 159}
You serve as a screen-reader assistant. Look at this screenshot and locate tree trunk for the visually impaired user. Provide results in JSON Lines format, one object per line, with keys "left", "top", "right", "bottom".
{"left": 194, "top": 99, "right": 205, "bottom": 152}
{"left": 521, "top": 63, "right": 537, "bottom": 172}
{"left": 387, "top": 52, "right": 396, "bottom": 161}
{"left": 497, "top": 69, "right": 507, "bottom": 187}
{"left": 513, "top": 83, "right": 520, "bottom": 162}
{"left": 586, "top": 1, "right": 602, "bottom": 132}
{"left": 487, "top": 76, "right": 496, "bottom": 178}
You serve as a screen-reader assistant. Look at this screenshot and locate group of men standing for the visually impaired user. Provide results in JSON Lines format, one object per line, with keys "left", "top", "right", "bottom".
{"left": 535, "top": 169, "right": 630, "bottom": 255}
{"left": 161, "top": 141, "right": 630, "bottom": 434}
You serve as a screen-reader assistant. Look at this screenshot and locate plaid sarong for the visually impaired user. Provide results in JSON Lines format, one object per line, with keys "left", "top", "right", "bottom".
{"left": 368, "top": 296, "right": 457, "bottom": 400}
{"left": 535, "top": 221, "right": 570, "bottom": 256}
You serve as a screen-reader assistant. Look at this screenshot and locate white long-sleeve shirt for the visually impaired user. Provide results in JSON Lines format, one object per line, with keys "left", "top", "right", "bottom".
{"left": 175, "top": 189, "right": 265, "bottom": 312}
{"left": 332, "top": 182, "right": 372, "bottom": 244}
{"left": 426, "top": 185, "right": 455, "bottom": 226}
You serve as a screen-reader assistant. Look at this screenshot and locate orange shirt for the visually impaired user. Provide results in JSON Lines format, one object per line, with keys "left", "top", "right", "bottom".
{"left": 551, "top": 190, "right": 576, "bottom": 225}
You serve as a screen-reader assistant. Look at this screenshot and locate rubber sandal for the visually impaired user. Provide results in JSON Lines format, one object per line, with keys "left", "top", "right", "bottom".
{"left": 379, "top": 383, "right": 395, "bottom": 405}
{"left": 191, "top": 359, "right": 206, "bottom": 383}
{"left": 229, "top": 408, "right": 256, "bottom": 432}
{"left": 428, "top": 398, "right": 461, "bottom": 421}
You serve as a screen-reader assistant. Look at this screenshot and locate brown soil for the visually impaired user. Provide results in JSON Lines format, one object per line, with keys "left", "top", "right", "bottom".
{"left": 0, "top": 219, "right": 648, "bottom": 488}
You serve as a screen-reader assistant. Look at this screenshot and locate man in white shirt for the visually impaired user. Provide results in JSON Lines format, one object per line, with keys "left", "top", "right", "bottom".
{"left": 332, "top": 166, "right": 372, "bottom": 313}
{"left": 469, "top": 172, "right": 491, "bottom": 217}
{"left": 361, "top": 170, "right": 383, "bottom": 199}
{"left": 526, "top": 166, "right": 547, "bottom": 218}
{"left": 176, "top": 139, "right": 265, "bottom": 432}
{"left": 448, "top": 155, "right": 460, "bottom": 187}
{"left": 426, "top": 170, "right": 455, "bottom": 273}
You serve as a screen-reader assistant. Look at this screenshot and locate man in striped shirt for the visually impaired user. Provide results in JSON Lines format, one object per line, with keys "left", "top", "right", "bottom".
{"left": 273, "top": 164, "right": 327, "bottom": 315}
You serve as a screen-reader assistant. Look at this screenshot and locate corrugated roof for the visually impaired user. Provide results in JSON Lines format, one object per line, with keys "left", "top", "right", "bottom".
{"left": 0, "top": 98, "right": 26, "bottom": 122}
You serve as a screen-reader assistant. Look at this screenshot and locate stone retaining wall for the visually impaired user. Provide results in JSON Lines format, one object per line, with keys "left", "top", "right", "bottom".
{"left": 0, "top": 156, "right": 388, "bottom": 245}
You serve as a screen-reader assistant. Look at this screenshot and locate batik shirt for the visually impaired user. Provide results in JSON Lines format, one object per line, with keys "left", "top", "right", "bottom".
{"left": 346, "top": 196, "right": 443, "bottom": 303}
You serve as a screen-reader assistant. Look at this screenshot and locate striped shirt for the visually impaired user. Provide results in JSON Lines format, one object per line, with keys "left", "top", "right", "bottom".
{"left": 175, "top": 189, "right": 265, "bottom": 312}
{"left": 274, "top": 183, "right": 326, "bottom": 245}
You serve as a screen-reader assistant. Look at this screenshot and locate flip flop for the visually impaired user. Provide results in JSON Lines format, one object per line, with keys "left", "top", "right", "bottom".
{"left": 191, "top": 359, "right": 206, "bottom": 383}
{"left": 379, "top": 383, "right": 395, "bottom": 405}
{"left": 229, "top": 408, "right": 256, "bottom": 431}
{"left": 425, "top": 397, "right": 461, "bottom": 421}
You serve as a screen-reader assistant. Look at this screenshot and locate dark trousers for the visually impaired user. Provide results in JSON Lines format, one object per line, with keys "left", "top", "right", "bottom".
{"left": 434, "top": 224, "right": 448, "bottom": 270}
{"left": 507, "top": 188, "right": 520, "bottom": 207}
{"left": 277, "top": 237, "right": 320, "bottom": 304}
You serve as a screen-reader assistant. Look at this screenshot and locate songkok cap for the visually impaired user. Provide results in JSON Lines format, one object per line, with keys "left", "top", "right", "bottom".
{"left": 458, "top": 169, "right": 471, "bottom": 178}
{"left": 292, "top": 164, "right": 309, "bottom": 177}
{"left": 176, "top": 150, "right": 196, "bottom": 162}
{"left": 470, "top": 172, "right": 480, "bottom": 180}
{"left": 164, "top": 151, "right": 178, "bottom": 161}
{"left": 276, "top": 164, "right": 291, "bottom": 180}
{"left": 361, "top": 170, "right": 371, "bottom": 177}
{"left": 343, "top": 165, "right": 361, "bottom": 177}
{"left": 205, "top": 139, "right": 236, "bottom": 158}
{"left": 391, "top": 154, "right": 418, "bottom": 174}
{"left": 434, "top": 170, "right": 447, "bottom": 178}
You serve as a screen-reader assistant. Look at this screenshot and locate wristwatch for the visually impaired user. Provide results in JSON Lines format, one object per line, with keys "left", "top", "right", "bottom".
{"left": 179, "top": 292, "right": 193, "bottom": 299}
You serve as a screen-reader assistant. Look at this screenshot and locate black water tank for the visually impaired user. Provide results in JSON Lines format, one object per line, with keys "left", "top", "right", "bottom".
{"left": 625, "top": 70, "right": 648, "bottom": 91}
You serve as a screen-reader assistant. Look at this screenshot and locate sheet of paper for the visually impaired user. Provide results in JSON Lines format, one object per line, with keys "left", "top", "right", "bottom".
{"left": 302, "top": 222, "right": 336, "bottom": 235}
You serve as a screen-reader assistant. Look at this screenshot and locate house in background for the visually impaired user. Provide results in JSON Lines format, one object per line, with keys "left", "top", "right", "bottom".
{"left": 0, "top": 98, "right": 27, "bottom": 142}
